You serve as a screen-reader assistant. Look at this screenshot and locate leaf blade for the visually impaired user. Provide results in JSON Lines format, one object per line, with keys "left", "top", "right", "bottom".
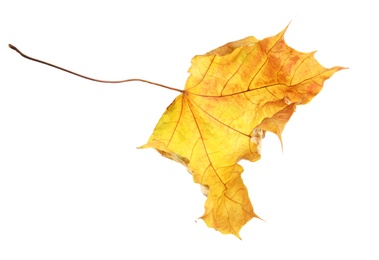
{"left": 141, "top": 26, "right": 345, "bottom": 237}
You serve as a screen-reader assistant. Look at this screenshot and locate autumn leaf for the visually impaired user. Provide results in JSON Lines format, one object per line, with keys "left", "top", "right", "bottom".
{"left": 140, "top": 26, "right": 345, "bottom": 238}
{"left": 9, "top": 25, "right": 345, "bottom": 238}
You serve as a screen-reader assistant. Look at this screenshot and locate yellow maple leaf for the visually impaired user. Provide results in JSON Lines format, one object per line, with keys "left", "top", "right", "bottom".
{"left": 9, "top": 25, "right": 345, "bottom": 238}
{"left": 140, "top": 26, "right": 345, "bottom": 238}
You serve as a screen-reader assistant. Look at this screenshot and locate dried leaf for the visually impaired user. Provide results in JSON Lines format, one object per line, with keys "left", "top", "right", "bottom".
{"left": 141, "top": 26, "right": 344, "bottom": 237}
{"left": 8, "top": 24, "right": 345, "bottom": 239}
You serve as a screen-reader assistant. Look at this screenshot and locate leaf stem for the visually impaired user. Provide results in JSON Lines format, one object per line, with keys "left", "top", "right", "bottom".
{"left": 8, "top": 44, "right": 184, "bottom": 93}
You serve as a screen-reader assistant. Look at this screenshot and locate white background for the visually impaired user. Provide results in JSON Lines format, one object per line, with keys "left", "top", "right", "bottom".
{"left": 1, "top": 0, "right": 378, "bottom": 259}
